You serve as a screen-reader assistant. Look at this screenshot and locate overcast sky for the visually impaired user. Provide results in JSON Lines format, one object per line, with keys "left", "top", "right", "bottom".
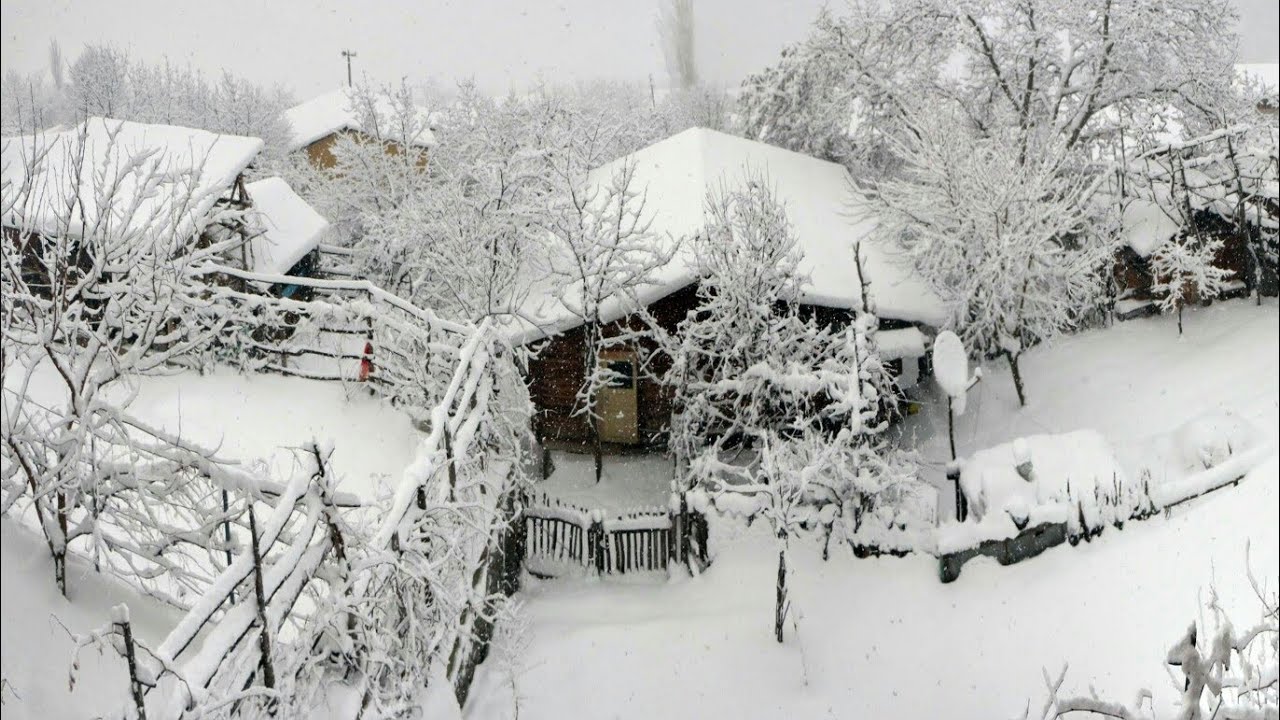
{"left": 3, "top": 0, "right": 1277, "bottom": 100}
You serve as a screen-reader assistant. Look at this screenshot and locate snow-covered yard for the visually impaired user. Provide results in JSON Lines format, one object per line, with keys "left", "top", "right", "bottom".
{"left": 465, "top": 300, "right": 1280, "bottom": 720}
{"left": 536, "top": 451, "right": 675, "bottom": 513}
{"left": 900, "top": 300, "right": 1280, "bottom": 516}
{"left": 468, "top": 457, "right": 1277, "bottom": 720}
{"left": 1, "top": 302, "right": 1275, "bottom": 719}
{"left": 6, "top": 364, "right": 422, "bottom": 502}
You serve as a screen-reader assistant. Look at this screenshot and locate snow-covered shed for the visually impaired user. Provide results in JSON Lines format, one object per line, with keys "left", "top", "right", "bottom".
{"left": 521, "top": 127, "right": 945, "bottom": 448}
{"left": 244, "top": 177, "right": 330, "bottom": 284}
{"left": 2, "top": 117, "right": 262, "bottom": 243}
{"left": 1, "top": 117, "right": 264, "bottom": 290}
{"left": 284, "top": 88, "right": 438, "bottom": 170}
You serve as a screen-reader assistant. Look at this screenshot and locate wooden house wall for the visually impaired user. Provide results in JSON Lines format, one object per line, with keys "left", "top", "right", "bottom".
{"left": 303, "top": 131, "right": 430, "bottom": 171}
{"left": 526, "top": 283, "right": 699, "bottom": 448}
{"left": 524, "top": 284, "right": 923, "bottom": 450}
{"left": 1113, "top": 208, "right": 1254, "bottom": 301}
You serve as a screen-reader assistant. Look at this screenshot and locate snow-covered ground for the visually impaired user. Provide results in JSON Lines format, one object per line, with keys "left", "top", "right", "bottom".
{"left": 466, "top": 300, "right": 1280, "bottom": 720}
{"left": 899, "top": 299, "right": 1280, "bottom": 515}
{"left": 6, "top": 364, "right": 422, "bottom": 502}
{"left": 1, "top": 519, "right": 187, "bottom": 718}
{"left": 1, "top": 302, "right": 1275, "bottom": 719}
{"left": 536, "top": 451, "right": 675, "bottom": 513}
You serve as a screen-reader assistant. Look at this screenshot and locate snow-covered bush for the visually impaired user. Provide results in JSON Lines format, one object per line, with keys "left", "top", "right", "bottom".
{"left": 959, "top": 431, "right": 1143, "bottom": 538}
{"left": 1149, "top": 233, "right": 1230, "bottom": 335}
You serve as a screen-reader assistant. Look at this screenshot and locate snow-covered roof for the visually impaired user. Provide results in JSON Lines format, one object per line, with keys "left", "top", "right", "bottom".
{"left": 245, "top": 177, "right": 329, "bottom": 275}
{"left": 1120, "top": 198, "right": 1182, "bottom": 257}
{"left": 283, "top": 89, "right": 438, "bottom": 152}
{"left": 1, "top": 117, "right": 263, "bottom": 242}
{"left": 876, "top": 326, "right": 928, "bottom": 361}
{"left": 517, "top": 128, "right": 945, "bottom": 341}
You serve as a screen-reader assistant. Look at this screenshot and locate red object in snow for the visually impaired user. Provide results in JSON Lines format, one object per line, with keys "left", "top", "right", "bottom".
{"left": 359, "top": 341, "right": 374, "bottom": 381}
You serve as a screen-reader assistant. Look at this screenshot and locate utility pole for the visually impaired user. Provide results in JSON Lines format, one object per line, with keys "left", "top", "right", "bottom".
{"left": 341, "top": 49, "right": 357, "bottom": 87}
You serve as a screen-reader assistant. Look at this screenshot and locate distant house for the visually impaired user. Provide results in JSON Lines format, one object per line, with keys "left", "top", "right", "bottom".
{"left": 516, "top": 128, "right": 946, "bottom": 450}
{"left": 1237, "top": 63, "right": 1279, "bottom": 117}
{"left": 283, "top": 88, "right": 438, "bottom": 170}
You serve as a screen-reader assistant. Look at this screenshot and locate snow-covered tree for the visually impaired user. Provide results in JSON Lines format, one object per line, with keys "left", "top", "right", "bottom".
{"left": 737, "top": 4, "right": 947, "bottom": 171}
{"left": 1, "top": 120, "right": 250, "bottom": 598}
{"left": 352, "top": 82, "right": 550, "bottom": 321}
{"left": 859, "top": 114, "right": 1110, "bottom": 406}
{"left": 667, "top": 178, "right": 906, "bottom": 641}
{"left": 1, "top": 42, "right": 294, "bottom": 155}
{"left": 656, "top": 0, "right": 698, "bottom": 92}
{"left": 538, "top": 157, "right": 674, "bottom": 481}
{"left": 743, "top": 0, "right": 1240, "bottom": 173}
{"left": 1029, "top": 571, "right": 1278, "bottom": 720}
{"left": 1149, "top": 233, "right": 1229, "bottom": 335}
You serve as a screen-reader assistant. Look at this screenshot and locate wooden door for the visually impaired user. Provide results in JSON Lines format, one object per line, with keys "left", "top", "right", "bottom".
{"left": 596, "top": 350, "right": 639, "bottom": 445}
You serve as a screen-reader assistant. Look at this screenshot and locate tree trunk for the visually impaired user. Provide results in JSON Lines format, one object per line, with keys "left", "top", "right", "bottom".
{"left": 591, "top": 419, "right": 603, "bottom": 484}
{"left": 774, "top": 543, "right": 787, "bottom": 644}
{"left": 118, "top": 615, "right": 148, "bottom": 720}
{"left": 1005, "top": 351, "right": 1026, "bottom": 407}
{"left": 1177, "top": 303, "right": 1184, "bottom": 336}
{"left": 947, "top": 398, "right": 957, "bottom": 462}
{"left": 56, "top": 490, "right": 68, "bottom": 597}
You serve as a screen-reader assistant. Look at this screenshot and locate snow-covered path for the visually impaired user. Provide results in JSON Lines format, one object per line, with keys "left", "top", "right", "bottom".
{"left": 467, "top": 301, "right": 1280, "bottom": 720}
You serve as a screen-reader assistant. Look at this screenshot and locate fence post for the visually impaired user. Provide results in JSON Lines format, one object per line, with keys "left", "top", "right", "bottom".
{"left": 247, "top": 507, "right": 277, "bottom": 701}
{"left": 948, "top": 467, "right": 968, "bottom": 522}
{"left": 670, "top": 493, "right": 683, "bottom": 567}
{"left": 112, "top": 605, "right": 148, "bottom": 720}
{"left": 591, "top": 510, "right": 606, "bottom": 576}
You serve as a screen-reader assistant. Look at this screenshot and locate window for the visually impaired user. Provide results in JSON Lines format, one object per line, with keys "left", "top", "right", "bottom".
{"left": 604, "top": 360, "right": 634, "bottom": 389}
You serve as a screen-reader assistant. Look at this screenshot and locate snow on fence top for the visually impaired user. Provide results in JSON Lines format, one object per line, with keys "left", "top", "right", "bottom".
{"left": 517, "top": 127, "right": 946, "bottom": 341}
{"left": 1, "top": 117, "right": 262, "bottom": 242}
{"left": 244, "top": 176, "right": 330, "bottom": 274}
{"left": 283, "top": 88, "right": 438, "bottom": 152}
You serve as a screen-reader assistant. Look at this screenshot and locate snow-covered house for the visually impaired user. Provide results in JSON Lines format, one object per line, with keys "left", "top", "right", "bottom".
{"left": 520, "top": 127, "right": 945, "bottom": 449}
{"left": 1, "top": 117, "right": 264, "bottom": 291}
{"left": 283, "top": 88, "right": 438, "bottom": 170}
{"left": 1, "top": 117, "right": 335, "bottom": 297}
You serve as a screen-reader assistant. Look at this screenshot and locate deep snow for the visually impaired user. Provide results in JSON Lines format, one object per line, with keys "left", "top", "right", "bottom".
{"left": 466, "top": 300, "right": 1280, "bottom": 720}
{"left": 1, "top": 301, "right": 1275, "bottom": 720}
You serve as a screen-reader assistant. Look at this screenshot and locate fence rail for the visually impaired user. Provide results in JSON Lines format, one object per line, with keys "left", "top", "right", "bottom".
{"left": 522, "top": 491, "right": 710, "bottom": 577}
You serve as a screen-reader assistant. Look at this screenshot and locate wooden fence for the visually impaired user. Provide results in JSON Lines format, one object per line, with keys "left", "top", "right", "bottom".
{"left": 522, "top": 491, "right": 710, "bottom": 577}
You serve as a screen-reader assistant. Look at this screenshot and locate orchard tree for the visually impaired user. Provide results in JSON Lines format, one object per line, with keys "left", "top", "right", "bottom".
{"left": 860, "top": 114, "right": 1109, "bottom": 406}
{"left": 538, "top": 157, "right": 674, "bottom": 482}
{"left": 667, "top": 178, "right": 898, "bottom": 642}
{"left": 1, "top": 120, "right": 248, "bottom": 598}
